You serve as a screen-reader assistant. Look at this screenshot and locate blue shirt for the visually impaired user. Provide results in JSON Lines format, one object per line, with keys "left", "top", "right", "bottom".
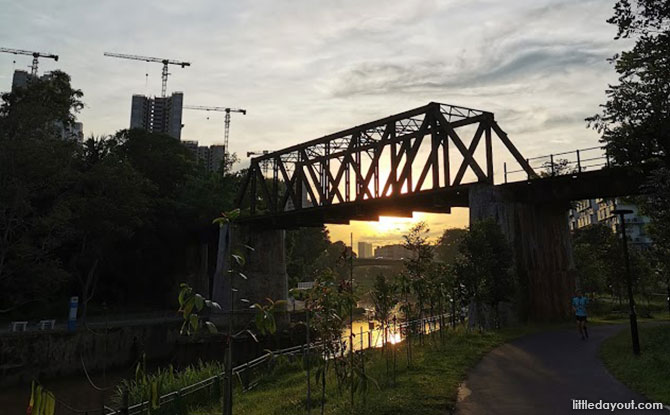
{"left": 572, "top": 296, "right": 589, "bottom": 316}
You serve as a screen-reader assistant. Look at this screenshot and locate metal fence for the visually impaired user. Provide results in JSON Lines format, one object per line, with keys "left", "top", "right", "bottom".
{"left": 503, "top": 146, "right": 610, "bottom": 183}
{"left": 98, "top": 313, "right": 451, "bottom": 415}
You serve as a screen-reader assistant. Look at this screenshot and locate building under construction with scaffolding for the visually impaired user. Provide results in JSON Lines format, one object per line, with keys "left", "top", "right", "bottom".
{"left": 130, "top": 92, "right": 184, "bottom": 140}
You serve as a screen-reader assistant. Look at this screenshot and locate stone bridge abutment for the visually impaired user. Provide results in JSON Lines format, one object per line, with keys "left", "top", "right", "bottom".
{"left": 469, "top": 184, "right": 576, "bottom": 320}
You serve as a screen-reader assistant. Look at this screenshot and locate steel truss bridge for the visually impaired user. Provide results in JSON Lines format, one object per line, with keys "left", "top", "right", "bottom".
{"left": 236, "top": 102, "right": 646, "bottom": 228}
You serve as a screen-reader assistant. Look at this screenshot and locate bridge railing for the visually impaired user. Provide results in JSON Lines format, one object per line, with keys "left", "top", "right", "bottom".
{"left": 503, "top": 146, "right": 610, "bottom": 183}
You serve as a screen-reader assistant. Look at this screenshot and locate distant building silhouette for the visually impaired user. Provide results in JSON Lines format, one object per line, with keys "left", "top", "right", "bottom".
{"left": 357, "top": 242, "right": 373, "bottom": 259}
{"left": 569, "top": 198, "right": 652, "bottom": 247}
{"left": 11, "top": 70, "right": 31, "bottom": 90}
{"left": 373, "top": 244, "right": 411, "bottom": 260}
{"left": 182, "top": 140, "right": 226, "bottom": 173}
{"left": 130, "top": 92, "right": 183, "bottom": 140}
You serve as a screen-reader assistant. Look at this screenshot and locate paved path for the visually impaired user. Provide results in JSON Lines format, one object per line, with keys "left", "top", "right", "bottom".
{"left": 457, "top": 324, "right": 668, "bottom": 414}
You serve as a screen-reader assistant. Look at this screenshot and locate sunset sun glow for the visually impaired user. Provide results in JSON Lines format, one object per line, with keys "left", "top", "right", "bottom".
{"left": 326, "top": 209, "right": 470, "bottom": 250}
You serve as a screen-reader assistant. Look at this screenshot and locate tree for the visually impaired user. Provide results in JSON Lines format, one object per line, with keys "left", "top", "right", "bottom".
{"left": 435, "top": 228, "right": 467, "bottom": 264}
{"left": 113, "top": 128, "right": 196, "bottom": 198}
{"left": 402, "top": 223, "right": 433, "bottom": 313}
{"left": 64, "top": 136, "right": 150, "bottom": 323}
{"left": 453, "top": 220, "right": 514, "bottom": 329}
{"left": 285, "top": 226, "right": 331, "bottom": 286}
{"left": 285, "top": 227, "right": 353, "bottom": 287}
{"left": 402, "top": 222, "right": 434, "bottom": 349}
{"left": 0, "top": 71, "right": 83, "bottom": 312}
{"left": 588, "top": 0, "right": 670, "bottom": 302}
{"left": 0, "top": 70, "right": 83, "bottom": 141}
{"left": 0, "top": 136, "right": 76, "bottom": 311}
{"left": 0, "top": 70, "right": 245, "bottom": 318}
{"left": 573, "top": 224, "right": 625, "bottom": 299}
{"left": 432, "top": 229, "right": 468, "bottom": 328}
{"left": 106, "top": 128, "right": 240, "bottom": 307}
{"left": 369, "top": 274, "right": 398, "bottom": 348}
{"left": 572, "top": 223, "right": 657, "bottom": 309}
{"left": 644, "top": 169, "right": 670, "bottom": 298}
{"left": 587, "top": 1, "right": 670, "bottom": 167}
{"left": 304, "top": 269, "right": 356, "bottom": 413}
{"left": 539, "top": 158, "right": 576, "bottom": 177}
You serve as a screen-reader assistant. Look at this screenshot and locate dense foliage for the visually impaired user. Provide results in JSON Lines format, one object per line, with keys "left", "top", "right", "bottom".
{"left": 453, "top": 220, "right": 514, "bottom": 328}
{"left": 434, "top": 228, "right": 467, "bottom": 264}
{"left": 369, "top": 274, "right": 398, "bottom": 346}
{"left": 285, "top": 226, "right": 350, "bottom": 287}
{"left": 572, "top": 224, "right": 658, "bottom": 304}
{"left": 589, "top": 0, "right": 670, "bottom": 295}
{"left": 303, "top": 269, "right": 357, "bottom": 412}
{"left": 0, "top": 72, "right": 241, "bottom": 317}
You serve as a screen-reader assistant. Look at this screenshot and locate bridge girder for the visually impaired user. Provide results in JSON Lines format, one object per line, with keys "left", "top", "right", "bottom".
{"left": 237, "top": 102, "right": 537, "bottom": 227}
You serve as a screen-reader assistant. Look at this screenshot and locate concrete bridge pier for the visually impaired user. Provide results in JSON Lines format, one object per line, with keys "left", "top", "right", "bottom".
{"left": 212, "top": 225, "right": 289, "bottom": 323}
{"left": 468, "top": 184, "right": 576, "bottom": 321}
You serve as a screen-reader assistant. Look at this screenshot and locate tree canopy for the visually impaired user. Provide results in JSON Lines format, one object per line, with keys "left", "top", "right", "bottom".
{"left": 0, "top": 73, "right": 241, "bottom": 317}
{"left": 588, "top": 1, "right": 670, "bottom": 167}
{"left": 453, "top": 220, "right": 514, "bottom": 309}
{"left": 588, "top": 1, "right": 670, "bottom": 294}
{"left": 0, "top": 71, "right": 83, "bottom": 140}
{"left": 434, "top": 228, "right": 467, "bottom": 264}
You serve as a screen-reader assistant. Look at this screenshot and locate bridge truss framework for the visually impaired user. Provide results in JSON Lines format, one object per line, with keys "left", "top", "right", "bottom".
{"left": 236, "top": 102, "right": 537, "bottom": 227}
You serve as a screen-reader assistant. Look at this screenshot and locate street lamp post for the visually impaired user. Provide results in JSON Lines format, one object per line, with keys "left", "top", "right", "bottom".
{"left": 658, "top": 267, "right": 670, "bottom": 316}
{"left": 612, "top": 208, "right": 641, "bottom": 355}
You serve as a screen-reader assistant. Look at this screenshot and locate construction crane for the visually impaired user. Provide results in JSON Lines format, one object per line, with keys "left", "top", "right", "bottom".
{"left": 104, "top": 52, "right": 190, "bottom": 97}
{"left": 0, "top": 48, "right": 58, "bottom": 76}
{"left": 247, "top": 150, "right": 270, "bottom": 175}
{"left": 183, "top": 105, "right": 247, "bottom": 168}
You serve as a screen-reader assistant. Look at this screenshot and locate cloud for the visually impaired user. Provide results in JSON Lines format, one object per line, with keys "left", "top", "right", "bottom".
{"left": 0, "top": 0, "right": 626, "bottom": 243}
{"left": 327, "top": 34, "right": 610, "bottom": 97}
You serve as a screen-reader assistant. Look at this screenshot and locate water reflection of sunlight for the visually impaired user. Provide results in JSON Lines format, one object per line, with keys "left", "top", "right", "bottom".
{"left": 342, "top": 316, "right": 443, "bottom": 352}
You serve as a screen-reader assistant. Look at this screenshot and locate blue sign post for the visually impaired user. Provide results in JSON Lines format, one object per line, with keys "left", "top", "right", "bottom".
{"left": 68, "top": 296, "right": 78, "bottom": 331}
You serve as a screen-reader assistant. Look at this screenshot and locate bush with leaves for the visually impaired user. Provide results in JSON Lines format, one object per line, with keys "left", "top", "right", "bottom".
{"left": 369, "top": 274, "right": 398, "bottom": 348}
{"left": 453, "top": 219, "right": 514, "bottom": 329}
{"left": 303, "top": 269, "right": 356, "bottom": 412}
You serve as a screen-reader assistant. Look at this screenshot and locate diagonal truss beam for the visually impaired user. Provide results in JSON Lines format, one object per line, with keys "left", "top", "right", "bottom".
{"left": 237, "top": 102, "right": 535, "bottom": 224}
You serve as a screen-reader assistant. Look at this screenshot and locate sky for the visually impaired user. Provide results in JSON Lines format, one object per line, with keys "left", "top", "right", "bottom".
{"left": 0, "top": 0, "right": 630, "bottom": 251}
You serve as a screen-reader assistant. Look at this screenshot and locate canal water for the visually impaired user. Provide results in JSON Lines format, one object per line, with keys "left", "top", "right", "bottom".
{"left": 341, "top": 315, "right": 444, "bottom": 352}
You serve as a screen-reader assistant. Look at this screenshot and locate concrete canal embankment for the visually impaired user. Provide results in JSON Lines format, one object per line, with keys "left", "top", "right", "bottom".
{"left": 0, "top": 320, "right": 182, "bottom": 388}
{"left": 1, "top": 313, "right": 304, "bottom": 388}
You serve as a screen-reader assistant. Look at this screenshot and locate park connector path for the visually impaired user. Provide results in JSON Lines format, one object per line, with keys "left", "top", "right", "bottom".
{"left": 457, "top": 324, "right": 668, "bottom": 415}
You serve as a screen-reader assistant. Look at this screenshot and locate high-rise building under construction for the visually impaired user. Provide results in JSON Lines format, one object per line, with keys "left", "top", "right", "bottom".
{"left": 182, "top": 140, "right": 226, "bottom": 173}
{"left": 130, "top": 92, "right": 183, "bottom": 140}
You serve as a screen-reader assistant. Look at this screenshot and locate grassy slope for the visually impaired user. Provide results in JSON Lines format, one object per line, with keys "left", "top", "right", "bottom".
{"left": 190, "top": 325, "right": 548, "bottom": 415}
{"left": 600, "top": 323, "right": 670, "bottom": 405}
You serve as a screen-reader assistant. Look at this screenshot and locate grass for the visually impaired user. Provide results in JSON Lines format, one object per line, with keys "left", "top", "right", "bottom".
{"left": 577, "top": 296, "right": 670, "bottom": 325}
{"left": 188, "top": 324, "right": 552, "bottom": 415}
{"left": 114, "top": 360, "right": 225, "bottom": 410}
{"left": 588, "top": 296, "right": 669, "bottom": 323}
{"left": 600, "top": 324, "right": 670, "bottom": 405}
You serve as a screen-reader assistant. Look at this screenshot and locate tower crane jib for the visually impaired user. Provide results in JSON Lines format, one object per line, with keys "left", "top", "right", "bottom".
{"left": 183, "top": 105, "right": 247, "bottom": 171}
{"left": 104, "top": 52, "right": 190, "bottom": 97}
{"left": 0, "top": 47, "right": 59, "bottom": 76}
